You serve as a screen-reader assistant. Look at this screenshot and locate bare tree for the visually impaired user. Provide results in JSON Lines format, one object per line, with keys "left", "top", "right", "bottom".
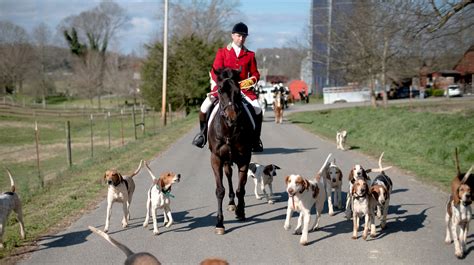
{"left": 169, "top": 0, "right": 241, "bottom": 44}
{"left": 0, "top": 20, "right": 34, "bottom": 95}
{"left": 32, "top": 22, "right": 53, "bottom": 104}
{"left": 59, "top": 1, "right": 129, "bottom": 108}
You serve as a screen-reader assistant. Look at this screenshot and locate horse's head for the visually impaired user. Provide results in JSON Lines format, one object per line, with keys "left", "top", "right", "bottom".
{"left": 214, "top": 67, "right": 242, "bottom": 127}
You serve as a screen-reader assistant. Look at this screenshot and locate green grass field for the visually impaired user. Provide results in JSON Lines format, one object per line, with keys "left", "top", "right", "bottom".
{"left": 288, "top": 99, "right": 474, "bottom": 188}
{"left": 1, "top": 97, "right": 473, "bottom": 260}
{"left": 0, "top": 108, "right": 196, "bottom": 259}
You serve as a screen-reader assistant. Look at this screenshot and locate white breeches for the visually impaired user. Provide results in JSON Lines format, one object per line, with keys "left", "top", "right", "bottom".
{"left": 200, "top": 93, "right": 262, "bottom": 115}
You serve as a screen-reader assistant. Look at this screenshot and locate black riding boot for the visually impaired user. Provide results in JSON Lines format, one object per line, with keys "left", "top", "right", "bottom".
{"left": 192, "top": 111, "right": 207, "bottom": 148}
{"left": 252, "top": 112, "right": 263, "bottom": 152}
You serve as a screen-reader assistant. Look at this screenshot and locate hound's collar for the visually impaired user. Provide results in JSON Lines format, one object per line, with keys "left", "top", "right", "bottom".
{"left": 161, "top": 187, "right": 174, "bottom": 198}
{"left": 353, "top": 194, "right": 367, "bottom": 200}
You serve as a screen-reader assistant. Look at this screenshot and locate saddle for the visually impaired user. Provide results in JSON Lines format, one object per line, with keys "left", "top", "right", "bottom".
{"left": 208, "top": 97, "right": 256, "bottom": 131}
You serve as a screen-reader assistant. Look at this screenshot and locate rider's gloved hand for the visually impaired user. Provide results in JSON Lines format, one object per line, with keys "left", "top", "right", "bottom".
{"left": 239, "top": 77, "right": 256, "bottom": 90}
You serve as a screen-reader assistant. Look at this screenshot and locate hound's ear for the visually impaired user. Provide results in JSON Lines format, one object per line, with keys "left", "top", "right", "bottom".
{"left": 362, "top": 170, "right": 369, "bottom": 180}
{"left": 365, "top": 168, "right": 372, "bottom": 174}
{"left": 303, "top": 179, "right": 310, "bottom": 190}
{"left": 453, "top": 187, "right": 461, "bottom": 205}
{"left": 285, "top": 175, "right": 290, "bottom": 183}
{"left": 370, "top": 186, "right": 377, "bottom": 197}
{"left": 338, "top": 169, "right": 343, "bottom": 181}
{"left": 274, "top": 165, "right": 281, "bottom": 170}
{"left": 103, "top": 173, "right": 107, "bottom": 181}
{"left": 348, "top": 169, "right": 354, "bottom": 181}
{"left": 117, "top": 172, "right": 123, "bottom": 181}
{"left": 159, "top": 177, "right": 166, "bottom": 188}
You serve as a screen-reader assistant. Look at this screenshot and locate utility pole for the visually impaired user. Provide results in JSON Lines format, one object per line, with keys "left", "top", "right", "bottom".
{"left": 161, "top": 0, "right": 168, "bottom": 126}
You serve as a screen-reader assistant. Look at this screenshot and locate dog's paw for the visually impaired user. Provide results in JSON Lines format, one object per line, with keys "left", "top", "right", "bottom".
{"left": 153, "top": 230, "right": 160, "bottom": 236}
{"left": 445, "top": 238, "right": 453, "bottom": 244}
{"left": 329, "top": 211, "right": 335, "bottom": 216}
{"left": 256, "top": 196, "right": 263, "bottom": 200}
{"left": 143, "top": 222, "right": 148, "bottom": 228}
{"left": 351, "top": 235, "right": 357, "bottom": 240}
{"left": 268, "top": 200, "right": 274, "bottom": 204}
{"left": 165, "top": 221, "right": 173, "bottom": 228}
{"left": 455, "top": 249, "right": 464, "bottom": 259}
{"left": 293, "top": 230, "right": 302, "bottom": 235}
{"left": 299, "top": 239, "right": 308, "bottom": 246}
{"left": 284, "top": 223, "right": 291, "bottom": 230}
{"left": 0, "top": 243, "right": 4, "bottom": 249}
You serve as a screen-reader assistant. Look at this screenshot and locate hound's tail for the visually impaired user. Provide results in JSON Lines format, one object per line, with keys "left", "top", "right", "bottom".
{"left": 145, "top": 161, "right": 158, "bottom": 180}
{"left": 454, "top": 148, "right": 461, "bottom": 177}
{"left": 318, "top": 153, "right": 332, "bottom": 174}
{"left": 129, "top": 160, "right": 144, "bottom": 178}
{"left": 88, "top": 226, "right": 134, "bottom": 257}
{"left": 6, "top": 168, "right": 15, "bottom": 193}
{"left": 370, "top": 152, "right": 392, "bottom": 173}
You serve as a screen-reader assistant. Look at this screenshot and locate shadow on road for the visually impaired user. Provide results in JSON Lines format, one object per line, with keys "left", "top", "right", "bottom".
{"left": 375, "top": 206, "right": 433, "bottom": 239}
{"left": 37, "top": 229, "right": 91, "bottom": 250}
{"left": 260, "top": 147, "right": 317, "bottom": 155}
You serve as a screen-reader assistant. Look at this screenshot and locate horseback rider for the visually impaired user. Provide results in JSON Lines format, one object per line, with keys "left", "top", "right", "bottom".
{"left": 192, "top": 22, "right": 263, "bottom": 152}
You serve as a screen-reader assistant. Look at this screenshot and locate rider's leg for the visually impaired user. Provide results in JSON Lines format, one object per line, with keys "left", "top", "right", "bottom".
{"left": 192, "top": 97, "right": 214, "bottom": 148}
{"left": 246, "top": 97, "right": 263, "bottom": 152}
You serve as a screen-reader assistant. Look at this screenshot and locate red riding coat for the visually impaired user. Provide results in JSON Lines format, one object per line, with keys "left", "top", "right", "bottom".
{"left": 210, "top": 43, "right": 260, "bottom": 100}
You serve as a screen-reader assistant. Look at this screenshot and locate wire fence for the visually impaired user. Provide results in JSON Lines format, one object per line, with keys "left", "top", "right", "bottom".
{"left": 0, "top": 100, "right": 186, "bottom": 199}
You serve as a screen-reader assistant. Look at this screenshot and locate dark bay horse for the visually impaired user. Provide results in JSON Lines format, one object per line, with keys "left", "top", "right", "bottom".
{"left": 207, "top": 67, "right": 254, "bottom": 235}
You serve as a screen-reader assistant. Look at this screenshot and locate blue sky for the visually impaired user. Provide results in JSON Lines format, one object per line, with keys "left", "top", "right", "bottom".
{"left": 0, "top": 0, "right": 311, "bottom": 54}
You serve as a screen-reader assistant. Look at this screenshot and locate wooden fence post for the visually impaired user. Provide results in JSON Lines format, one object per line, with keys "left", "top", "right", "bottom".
{"left": 34, "top": 121, "right": 44, "bottom": 188}
{"left": 120, "top": 109, "right": 124, "bottom": 146}
{"left": 107, "top": 111, "right": 111, "bottom": 149}
{"left": 141, "top": 106, "right": 145, "bottom": 135}
{"left": 132, "top": 105, "right": 137, "bottom": 140}
{"left": 90, "top": 114, "right": 94, "bottom": 158}
{"left": 66, "top": 121, "right": 72, "bottom": 167}
{"left": 168, "top": 103, "right": 172, "bottom": 123}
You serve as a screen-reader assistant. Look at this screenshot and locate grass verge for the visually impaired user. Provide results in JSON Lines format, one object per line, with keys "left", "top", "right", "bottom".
{"left": 0, "top": 112, "right": 197, "bottom": 261}
{"left": 288, "top": 100, "right": 473, "bottom": 190}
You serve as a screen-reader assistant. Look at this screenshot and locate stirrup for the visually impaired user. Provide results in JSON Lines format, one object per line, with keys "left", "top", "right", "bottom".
{"left": 192, "top": 133, "right": 206, "bottom": 148}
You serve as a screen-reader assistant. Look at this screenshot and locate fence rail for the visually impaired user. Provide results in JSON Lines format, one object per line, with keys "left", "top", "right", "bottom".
{"left": 0, "top": 101, "right": 187, "bottom": 200}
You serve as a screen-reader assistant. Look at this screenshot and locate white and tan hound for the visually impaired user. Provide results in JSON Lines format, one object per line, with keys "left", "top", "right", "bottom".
{"left": 345, "top": 152, "right": 392, "bottom": 219}
{"left": 351, "top": 177, "right": 375, "bottom": 240}
{"left": 369, "top": 152, "right": 393, "bottom": 232}
{"left": 89, "top": 226, "right": 161, "bottom": 265}
{"left": 248, "top": 162, "right": 280, "bottom": 204}
{"left": 0, "top": 169, "right": 25, "bottom": 248}
{"left": 284, "top": 156, "right": 329, "bottom": 245}
{"left": 324, "top": 159, "right": 343, "bottom": 216}
{"left": 103, "top": 160, "right": 143, "bottom": 233}
{"left": 143, "top": 161, "right": 181, "bottom": 235}
{"left": 89, "top": 226, "right": 228, "bottom": 265}
{"left": 336, "top": 130, "right": 347, "bottom": 150}
{"left": 284, "top": 174, "right": 326, "bottom": 245}
{"left": 445, "top": 148, "right": 472, "bottom": 258}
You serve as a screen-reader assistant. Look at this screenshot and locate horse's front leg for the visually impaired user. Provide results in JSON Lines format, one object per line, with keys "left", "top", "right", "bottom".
{"left": 224, "top": 163, "right": 236, "bottom": 212}
{"left": 235, "top": 162, "right": 249, "bottom": 220}
{"left": 211, "top": 154, "right": 225, "bottom": 234}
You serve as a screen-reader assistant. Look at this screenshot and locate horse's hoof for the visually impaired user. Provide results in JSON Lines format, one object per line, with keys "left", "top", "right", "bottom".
{"left": 215, "top": 227, "right": 225, "bottom": 235}
{"left": 227, "top": 205, "right": 236, "bottom": 212}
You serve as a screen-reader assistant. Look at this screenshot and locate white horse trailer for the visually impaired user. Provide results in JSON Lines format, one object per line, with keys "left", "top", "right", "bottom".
{"left": 323, "top": 86, "right": 371, "bottom": 104}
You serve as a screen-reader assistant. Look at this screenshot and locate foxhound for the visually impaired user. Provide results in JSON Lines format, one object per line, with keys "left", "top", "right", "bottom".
{"left": 0, "top": 169, "right": 25, "bottom": 248}
{"left": 248, "top": 162, "right": 280, "bottom": 204}
{"left": 143, "top": 161, "right": 181, "bottom": 235}
{"left": 103, "top": 160, "right": 143, "bottom": 233}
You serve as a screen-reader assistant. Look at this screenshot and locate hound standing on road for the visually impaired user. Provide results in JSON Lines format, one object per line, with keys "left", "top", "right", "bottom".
{"left": 103, "top": 160, "right": 143, "bottom": 233}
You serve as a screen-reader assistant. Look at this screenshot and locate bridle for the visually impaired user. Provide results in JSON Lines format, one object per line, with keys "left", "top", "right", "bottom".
{"left": 218, "top": 77, "right": 242, "bottom": 127}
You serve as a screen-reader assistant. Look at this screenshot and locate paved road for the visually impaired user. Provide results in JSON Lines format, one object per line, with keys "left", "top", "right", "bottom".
{"left": 18, "top": 100, "right": 473, "bottom": 264}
